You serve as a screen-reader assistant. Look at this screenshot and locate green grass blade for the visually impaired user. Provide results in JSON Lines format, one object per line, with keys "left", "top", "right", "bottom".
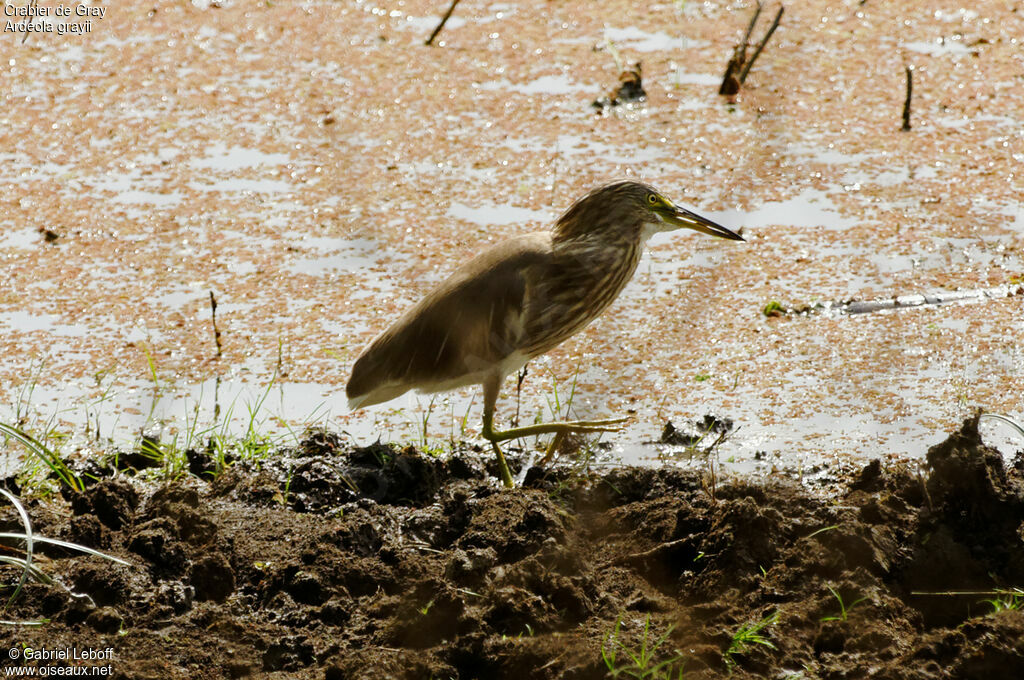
{"left": 0, "top": 534, "right": 130, "bottom": 567}
{"left": 0, "top": 618, "right": 49, "bottom": 626}
{"left": 0, "top": 423, "right": 82, "bottom": 492}
{"left": 0, "top": 556, "right": 52, "bottom": 584}
{"left": 980, "top": 413, "right": 1024, "bottom": 440}
{"left": 0, "top": 488, "right": 34, "bottom": 606}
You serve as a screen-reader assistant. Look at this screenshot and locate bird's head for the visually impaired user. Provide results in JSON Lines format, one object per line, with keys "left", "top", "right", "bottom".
{"left": 553, "top": 180, "right": 744, "bottom": 244}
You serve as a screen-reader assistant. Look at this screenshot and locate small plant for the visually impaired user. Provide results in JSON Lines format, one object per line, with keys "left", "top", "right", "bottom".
{"left": 543, "top": 363, "right": 582, "bottom": 424}
{"left": 911, "top": 586, "right": 1024, "bottom": 616}
{"left": 499, "top": 623, "right": 535, "bottom": 641}
{"left": 536, "top": 361, "right": 612, "bottom": 471}
{"left": 136, "top": 387, "right": 208, "bottom": 480}
{"left": 762, "top": 300, "right": 784, "bottom": 317}
{"left": 448, "top": 393, "right": 476, "bottom": 445}
{"left": 141, "top": 343, "right": 162, "bottom": 423}
{"left": 204, "top": 373, "right": 298, "bottom": 473}
{"left": 81, "top": 367, "right": 117, "bottom": 443}
{"left": 419, "top": 395, "right": 439, "bottom": 450}
{"left": 982, "top": 588, "right": 1024, "bottom": 614}
{"left": 10, "top": 357, "right": 47, "bottom": 428}
{"left": 602, "top": 614, "right": 685, "bottom": 679}
{"left": 821, "top": 585, "right": 868, "bottom": 622}
{"left": 404, "top": 393, "right": 450, "bottom": 456}
{"left": 236, "top": 375, "right": 284, "bottom": 461}
{"left": 273, "top": 466, "right": 295, "bottom": 506}
{"left": 138, "top": 432, "right": 189, "bottom": 480}
{"left": 0, "top": 423, "right": 83, "bottom": 493}
{"left": 724, "top": 610, "right": 779, "bottom": 669}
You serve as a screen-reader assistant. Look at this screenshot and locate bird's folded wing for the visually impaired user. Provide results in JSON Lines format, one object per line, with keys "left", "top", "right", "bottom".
{"left": 346, "top": 232, "right": 553, "bottom": 407}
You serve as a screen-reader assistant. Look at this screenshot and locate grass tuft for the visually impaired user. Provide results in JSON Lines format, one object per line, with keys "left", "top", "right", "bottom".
{"left": 983, "top": 588, "right": 1024, "bottom": 614}
{"left": 820, "top": 585, "right": 868, "bottom": 622}
{"left": 602, "top": 614, "right": 686, "bottom": 679}
{"left": 0, "top": 423, "right": 83, "bottom": 493}
{"left": 724, "top": 610, "right": 779, "bottom": 669}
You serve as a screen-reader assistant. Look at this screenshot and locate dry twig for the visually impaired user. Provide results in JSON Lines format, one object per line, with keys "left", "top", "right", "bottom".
{"left": 425, "top": 0, "right": 462, "bottom": 46}
{"left": 901, "top": 66, "right": 913, "bottom": 131}
{"left": 720, "top": 2, "right": 784, "bottom": 96}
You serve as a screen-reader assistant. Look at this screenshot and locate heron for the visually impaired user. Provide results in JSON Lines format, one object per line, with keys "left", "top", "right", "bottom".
{"left": 347, "top": 181, "right": 744, "bottom": 487}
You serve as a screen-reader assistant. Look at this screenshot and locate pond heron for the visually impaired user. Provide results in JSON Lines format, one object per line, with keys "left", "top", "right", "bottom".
{"left": 347, "top": 181, "right": 744, "bottom": 488}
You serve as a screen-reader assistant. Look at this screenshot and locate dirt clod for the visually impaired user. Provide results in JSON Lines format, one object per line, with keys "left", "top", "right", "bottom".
{"left": 191, "top": 554, "right": 236, "bottom": 602}
{"left": 70, "top": 478, "right": 139, "bottom": 530}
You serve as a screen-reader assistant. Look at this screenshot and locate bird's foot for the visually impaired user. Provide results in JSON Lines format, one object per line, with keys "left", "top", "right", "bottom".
{"left": 546, "top": 416, "right": 630, "bottom": 432}
{"left": 483, "top": 416, "right": 632, "bottom": 488}
{"left": 535, "top": 419, "right": 626, "bottom": 468}
{"left": 483, "top": 416, "right": 629, "bottom": 444}
{"left": 488, "top": 440, "right": 516, "bottom": 489}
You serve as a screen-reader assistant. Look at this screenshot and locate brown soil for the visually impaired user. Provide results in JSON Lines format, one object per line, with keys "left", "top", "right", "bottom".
{"left": 2, "top": 414, "right": 1023, "bottom": 679}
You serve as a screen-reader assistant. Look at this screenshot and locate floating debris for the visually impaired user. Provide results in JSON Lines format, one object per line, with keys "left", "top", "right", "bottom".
{"left": 593, "top": 35, "right": 646, "bottom": 110}
{"left": 765, "top": 283, "right": 1024, "bottom": 318}
{"left": 592, "top": 62, "right": 646, "bottom": 110}
{"left": 658, "top": 415, "right": 735, "bottom": 447}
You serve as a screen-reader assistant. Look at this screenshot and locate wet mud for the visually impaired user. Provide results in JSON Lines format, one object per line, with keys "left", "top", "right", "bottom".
{"left": 2, "top": 414, "right": 1023, "bottom": 679}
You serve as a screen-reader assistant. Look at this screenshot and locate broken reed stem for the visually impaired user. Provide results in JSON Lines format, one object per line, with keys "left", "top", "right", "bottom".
{"left": 743, "top": 0, "right": 764, "bottom": 56}
{"left": 739, "top": 5, "right": 784, "bottom": 85}
{"left": 209, "top": 291, "right": 223, "bottom": 359}
{"left": 720, "top": 1, "right": 762, "bottom": 95}
{"left": 719, "top": 54, "right": 743, "bottom": 95}
{"left": 425, "top": 0, "right": 462, "bottom": 46}
{"left": 902, "top": 66, "right": 913, "bottom": 131}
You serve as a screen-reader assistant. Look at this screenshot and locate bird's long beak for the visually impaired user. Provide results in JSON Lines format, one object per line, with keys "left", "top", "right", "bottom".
{"left": 665, "top": 205, "right": 745, "bottom": 241}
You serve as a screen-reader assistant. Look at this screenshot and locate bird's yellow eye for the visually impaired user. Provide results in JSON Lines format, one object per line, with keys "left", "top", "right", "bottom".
{"left": 647, "top": 193, "right": 659, "bottom": 205}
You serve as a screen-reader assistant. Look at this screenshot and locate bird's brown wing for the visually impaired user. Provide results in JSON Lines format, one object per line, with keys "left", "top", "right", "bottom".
{"left": 346, "top": 232, "right": 553, "bottom": 408}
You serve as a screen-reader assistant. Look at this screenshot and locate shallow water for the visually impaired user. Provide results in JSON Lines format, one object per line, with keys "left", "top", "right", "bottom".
{"left": 1, "top": 0, "right": 1022, "bottom": 475}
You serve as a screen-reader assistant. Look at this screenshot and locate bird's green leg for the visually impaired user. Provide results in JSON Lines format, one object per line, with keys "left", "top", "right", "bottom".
{"left": 481, "top": 408, "right": 516, "bottom": 490}
{"left": 481, "top": 375, "right": 515, "bottom": 489}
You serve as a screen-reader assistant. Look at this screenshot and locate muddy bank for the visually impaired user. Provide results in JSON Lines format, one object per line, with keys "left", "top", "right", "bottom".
{"left": 1, "top": 414, "right": 1023, "bottom": 679}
